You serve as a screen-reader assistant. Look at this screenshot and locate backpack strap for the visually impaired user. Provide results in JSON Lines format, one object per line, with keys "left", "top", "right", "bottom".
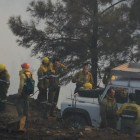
{"left": 24, "top": 72, "right": 32, "bottom": 79}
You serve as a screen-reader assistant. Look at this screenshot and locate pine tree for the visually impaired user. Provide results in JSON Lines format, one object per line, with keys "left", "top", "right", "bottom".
{"left": 8, "top": 0, "right": 138, "bottom": 85}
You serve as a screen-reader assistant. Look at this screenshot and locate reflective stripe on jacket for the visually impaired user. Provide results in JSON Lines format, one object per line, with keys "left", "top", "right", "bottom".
{"left": 0, "top": 69, "right": 10, "bottom": 91}
{"left": 37, "top": 64, "right": 50, "bottom": 89}
{"left": 47, "top": 63, "right": 67, "bottom": 87}
{"left": 117, "top": 102, "right": 140, "bottom": 124}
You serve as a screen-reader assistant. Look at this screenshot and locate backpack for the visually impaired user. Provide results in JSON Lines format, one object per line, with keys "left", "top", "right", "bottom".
{"left": 24, "top": 72, "right": 35, "bottom": 95}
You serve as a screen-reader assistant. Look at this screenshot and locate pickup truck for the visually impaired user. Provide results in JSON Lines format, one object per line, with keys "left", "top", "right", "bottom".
{"left": 60, "top": 63, "right": 140, "bottom": 131}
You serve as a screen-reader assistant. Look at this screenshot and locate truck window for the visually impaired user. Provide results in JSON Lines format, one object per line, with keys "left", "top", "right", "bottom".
{"left": 135, "top": 90, "right": 140, "bottom": 105}
{"left": 114, "top": 87, "right": 128, "bottom": 104}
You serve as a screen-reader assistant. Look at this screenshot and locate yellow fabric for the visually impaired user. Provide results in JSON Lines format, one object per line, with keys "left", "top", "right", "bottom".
{"left": 0, "top": 63, "right": 6, "bottom": 72}
{"left": 0, "top": 69, "right": 10, "bottom": 90}
{"left": 111, "top": 75, "right": 115, "bottom": 81}
{"left": 84, "top": 83, "right": 92, "bottom": 90}
{"left": 42, "top": 57, "right": 49, "bottom": 63}
{"left": 37, "top": 64, "right": 50, "bottom": 88}
{"left": 18, "top": 68, "right": 33, "bottom": 95}
{"left": 47, "top": 63, "right": 67, "bottom": 87}
{"left": 40, "top": 64, "right": 48, "bottom": 72}
{"left": 59, "top": 64, "right": 68, "bottom": 72}
{"left": 117, "top": 103, "right": 140, "bottom": 124}
{"left": 72, "top": 71, "right": 93, "bottom": 86}
{"left": 48, "top": 63, "right": 67, "bottom": 74}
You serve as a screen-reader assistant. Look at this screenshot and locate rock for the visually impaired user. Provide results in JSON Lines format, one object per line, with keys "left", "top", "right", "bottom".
{"left": 46, "top": 131, "right": 51, "bottom": 133}
{"left": 79, "top": 132, "right": 83, "bottom": 136}
{"left": 85, "top": 126, "right": 92, "bottom": 131}
{"left": 70, "top": 127, "right": 75, "bottom": 130}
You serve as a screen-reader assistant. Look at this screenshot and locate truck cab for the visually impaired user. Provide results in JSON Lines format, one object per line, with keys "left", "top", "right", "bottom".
{"left": 61, "top": 63, "right": 140, "bottom": 130}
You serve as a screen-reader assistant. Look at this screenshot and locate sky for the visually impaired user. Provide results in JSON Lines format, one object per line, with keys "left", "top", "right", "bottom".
{"left": 0, "top": 0, "right": 75, "bottom": 108}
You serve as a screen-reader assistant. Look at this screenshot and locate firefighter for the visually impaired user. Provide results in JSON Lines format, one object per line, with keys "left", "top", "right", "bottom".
{"left": 0, "top": 64, "right": 10, "bottom": 113}
{"left": 37, "top": 57, "right": 50, "bottom": 104}
{"left": 16, "top": 63, "right": 34, "bottom": 119}
{"left": 100, "top": 88, "right": 118, "bottom": 129}
{"left": 72, "top": 63, "right": 93, "bottom": 94}
{"left": 46, "top": 58, "right": 67, "bottom": 117}
{"left": 102, "top": 63, "right": 115, "bottom": 87}
{"left": 117, "top": 93, "right": 140, "bottom": 137}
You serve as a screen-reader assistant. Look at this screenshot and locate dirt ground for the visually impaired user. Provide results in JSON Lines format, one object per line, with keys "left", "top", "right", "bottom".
{"left": 0, "top": 95, "right": 138, "bottom": 140}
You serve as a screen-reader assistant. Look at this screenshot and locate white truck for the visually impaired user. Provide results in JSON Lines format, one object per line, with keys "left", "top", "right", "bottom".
{"left": 61, "top": 63, "right": 140, "bottom": 131}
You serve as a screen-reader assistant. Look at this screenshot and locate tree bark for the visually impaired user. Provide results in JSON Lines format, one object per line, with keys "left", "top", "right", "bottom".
{"left": 91, "top": 0, "right": 98, "bottom": 87}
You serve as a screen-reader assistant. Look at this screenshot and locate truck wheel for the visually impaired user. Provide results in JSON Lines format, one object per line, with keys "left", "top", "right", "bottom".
{"left": 64, "top": 114, "right": 87, "bottom": 130}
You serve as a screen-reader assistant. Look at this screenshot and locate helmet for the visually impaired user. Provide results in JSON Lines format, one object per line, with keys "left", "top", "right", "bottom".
{"left": 21, "top": 63, "right": 30, "bottom": 69}
{"left": 84, "top": 83, "right": 92, "bottom": 90}
{"left": 42, "top": 57, "right": 49, "bottom": 63}
{"left": 111, "top": 75, "right": 116, "bottom": 81}
{"left": 0, "top": 64, "right": 6, "bottom": 72}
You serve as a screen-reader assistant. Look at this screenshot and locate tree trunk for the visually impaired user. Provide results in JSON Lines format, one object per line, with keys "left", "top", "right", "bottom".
{"left": 91, "top": 0, "right": 98, "bottom": 87}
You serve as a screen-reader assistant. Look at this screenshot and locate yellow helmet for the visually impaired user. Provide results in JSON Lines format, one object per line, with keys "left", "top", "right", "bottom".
{"left": 111, "top": 75, "right": 116, "bottom": 81}
{"left": 84, "top": 83, "right": 92, "bottom": 90}
{"left": 42, "top": 57, "right": 49, "bottom": 63}
{"left": 0, "top": 63, "right": 6, "bottom": 72}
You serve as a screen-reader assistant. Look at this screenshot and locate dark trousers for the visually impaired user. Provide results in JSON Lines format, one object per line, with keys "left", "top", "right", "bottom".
{"left": 121, "top": 119, "right": 137, "bottom": 137}
{"left": 44, "top": 86, "right": 60, "bottom": 116}
{"left": 37, "top": 88, "right": 47, "bottom": 102}
{"left": 0, "top": 90, "right": 7, "bottom": 112}
{"left": 16, "top": 94, "right": 29, "bottom": 118}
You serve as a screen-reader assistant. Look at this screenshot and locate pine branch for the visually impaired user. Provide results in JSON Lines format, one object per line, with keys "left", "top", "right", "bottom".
{"left": 100, "top": 0, "right": 127, "bottom": 15}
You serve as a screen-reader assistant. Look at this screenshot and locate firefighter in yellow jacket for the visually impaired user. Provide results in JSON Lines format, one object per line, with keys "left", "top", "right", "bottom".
{"left": 46, "top": 58, "right": 67, "bottom": 117}
{"left": 100, "top": 88, "right": 118, "bottom": 129}
{"left": 72, "top": 63, "right": 93, "bottom": 94}
{"left": 117, "top": 93, "right": 140, "bottom": 137}
{"left": 37, "top": 57, "right": 50, "bottom": 103}
{"left": 0, "top": 64, "right": 10, "bottom": 112}
{"left": 16, "top": 63, "right": 34, "bottom": 118}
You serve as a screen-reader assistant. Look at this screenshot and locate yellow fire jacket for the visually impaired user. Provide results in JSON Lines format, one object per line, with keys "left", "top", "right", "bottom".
{"left": 117, "top": 102, "right": 140, "bottom": 124}
{"left": 18, "top": 68, "right": 33, "bottom": 95}
{"left": 0, "top": 69, "right": 10, "bottom": 91}
{"left": 48, "top": 63, "right": 67, "bottom": 87}
{"left": 37, "top": 64, "right": 50, "bottom": 89}
{"left": 72, "top": 71, "right": 93, "bottom": 89}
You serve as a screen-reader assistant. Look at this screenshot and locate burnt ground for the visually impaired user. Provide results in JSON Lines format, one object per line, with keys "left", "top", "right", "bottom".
{"left": 0, "top": 95, "right": 138, "bottom": 140}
